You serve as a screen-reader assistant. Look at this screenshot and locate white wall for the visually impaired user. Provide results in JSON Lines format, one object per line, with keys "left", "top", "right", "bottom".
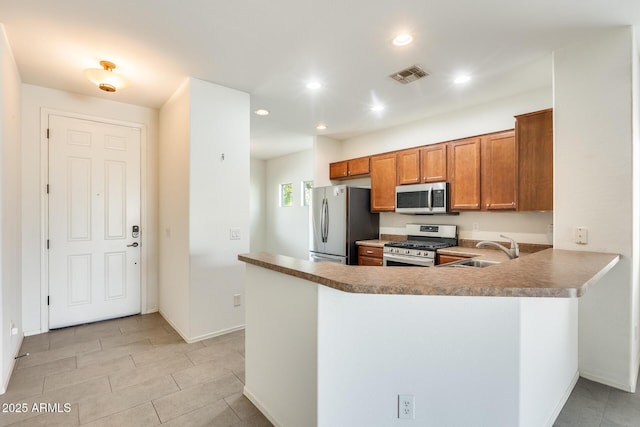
{"left": 250, "top": 158, "right": 266, "bottom": 252}
{"left": 554, "top": 26, "right": 639, "bottom": 391}
{"left": 188, "top": 77, "right": 250, "bottom": 340}
{"left": 20, "top": 84, "right": 160, "bottom": 335}
{"left": 0, "top": 24, "right": 22, "bottom": 394}
{"left": 313, "top": 136, "right": 342, "bottom": 188}
{"left": 158, "top": 79, "right": 191, "bottom": 338}
{"left": 159, "top": 77, "right": 250, "bottom": 342}
{"left": 265, "top": 149, "right": 314, "bottom": 259}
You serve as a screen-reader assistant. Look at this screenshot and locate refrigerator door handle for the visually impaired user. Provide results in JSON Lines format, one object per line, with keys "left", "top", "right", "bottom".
{"left": 322, "top": 198, "right": 329, "bottom": 242}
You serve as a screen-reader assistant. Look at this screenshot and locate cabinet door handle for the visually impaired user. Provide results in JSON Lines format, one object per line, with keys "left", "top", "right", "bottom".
{"left": 366, "top": 250, "right": 373, "bottom": 254}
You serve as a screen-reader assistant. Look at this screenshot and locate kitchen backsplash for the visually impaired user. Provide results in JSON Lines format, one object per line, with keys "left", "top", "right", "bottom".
{"left": 379, "top": 210, "right": 553, "bottom": 245}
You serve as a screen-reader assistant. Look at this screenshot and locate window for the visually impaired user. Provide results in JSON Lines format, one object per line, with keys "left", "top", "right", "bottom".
{"left": 302, "top": 181, "right": 313, "bottom": 206}
{"left": 280, "top": 183, "right": 293, "bottom": 207}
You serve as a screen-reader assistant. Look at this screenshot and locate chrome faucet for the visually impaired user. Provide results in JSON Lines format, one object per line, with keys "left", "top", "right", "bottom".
{"left": 476, "top": 234, "right": 520, "bottom": 259}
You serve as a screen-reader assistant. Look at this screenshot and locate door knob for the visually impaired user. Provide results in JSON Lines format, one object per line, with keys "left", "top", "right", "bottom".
{"left": 127, "top": 242, "right": 139, "bottom": 247}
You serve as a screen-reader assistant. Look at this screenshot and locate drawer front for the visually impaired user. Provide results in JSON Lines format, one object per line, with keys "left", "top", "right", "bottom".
{"left": 359, "top": 256, "right": 383, "bottom": 266}
{"left": 358, "top": 246, "right": 383, "bottom": 258}
{"left": 437, "top": 254, "right": 469, "bottom": 265}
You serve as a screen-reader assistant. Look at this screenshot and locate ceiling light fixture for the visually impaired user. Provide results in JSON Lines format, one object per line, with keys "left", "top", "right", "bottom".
{"left": 306, "top": 81, "right": 322, "bottom": 90}
{"left": 392, "top": 33, "right": 413, "bottom": 46}
{"left": 316, "top": 124, "right": 327, "bottom": 130}
{"left": 83, "top": 60, "right": 129, "bottom": 92}
{"left": 454, "top": 75, "right": 471, "bottom": 84}
{"left": 254, "top": 109, "right": 270, "bottom": 116}
{"left": 371, "top": 105, "right": 385, "bottom": 112}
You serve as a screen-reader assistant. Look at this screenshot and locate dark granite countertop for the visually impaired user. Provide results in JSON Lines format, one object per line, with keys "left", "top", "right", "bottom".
{"left": 238, "top": 249, "right": 619, "bottom": 298}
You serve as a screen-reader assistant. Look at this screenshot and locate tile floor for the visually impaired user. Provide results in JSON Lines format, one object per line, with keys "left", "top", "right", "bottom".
{"left": 2, "top": 312, "right": 640, "bottom": 426}
{"left": 554, "top": 373, "right": 640, "bottom": 427}
{"left": 0, "top": 313, "right": 272, "bottom": 426}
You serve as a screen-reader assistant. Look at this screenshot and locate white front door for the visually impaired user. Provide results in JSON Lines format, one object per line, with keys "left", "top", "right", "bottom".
{"left": 48, "top": 114, "right": 141, "bottom": 328}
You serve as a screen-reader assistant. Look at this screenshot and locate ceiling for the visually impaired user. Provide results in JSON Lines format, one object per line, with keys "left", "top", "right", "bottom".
{"left": 0, "top": 1, "right": 638, "bottom": 159}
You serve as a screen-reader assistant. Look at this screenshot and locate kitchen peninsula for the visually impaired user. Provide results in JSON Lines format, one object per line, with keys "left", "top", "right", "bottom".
{"left": 239, "top": 249, "right": 618, "bottom": 427}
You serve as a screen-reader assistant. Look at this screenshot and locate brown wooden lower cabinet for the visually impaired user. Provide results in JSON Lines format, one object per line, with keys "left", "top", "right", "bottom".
{"left": 358, "top": 246, "right": 383, "bottom": 266}
{"left": 436, "top": 254, "right": 469, "bottom": 265}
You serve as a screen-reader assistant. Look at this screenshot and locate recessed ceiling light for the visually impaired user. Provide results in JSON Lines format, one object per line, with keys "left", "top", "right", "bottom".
{"left": 392, "top": 33, "right": 413, "bottom": 46}
{"left": 306, "top": 81, "right": 322, "bottom": 90}
{"left": 254, "top": 109, "right": 270, "bottom": 116}
{"left": 454, "top": 75, "right": 471, "bottom": 84}
{"left": 371, "top": 105, "right": 385, "bottom": 112}
{"left": 316, "top": 124, "right": 327, "bottom": 130}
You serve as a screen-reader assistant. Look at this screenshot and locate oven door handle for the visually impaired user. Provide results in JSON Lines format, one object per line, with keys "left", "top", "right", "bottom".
{"left": 427, "top": 187, "right": 432, "bottom": 211}
{"left": 383, "top": 253, "right": 435, "bottom": 267}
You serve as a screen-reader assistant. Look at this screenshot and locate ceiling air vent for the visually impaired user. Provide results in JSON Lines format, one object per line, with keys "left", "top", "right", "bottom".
{"left": 389, "top": 65, "right": 428, "bottom": 84}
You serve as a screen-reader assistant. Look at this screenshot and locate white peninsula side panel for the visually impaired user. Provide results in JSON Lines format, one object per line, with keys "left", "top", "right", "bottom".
{"left": 244, "top": 264, "right": 578, "bottom": 427}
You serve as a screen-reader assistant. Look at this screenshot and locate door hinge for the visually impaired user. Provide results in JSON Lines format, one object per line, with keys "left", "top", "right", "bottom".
{"left": 46, "top": 239, "right": 50, "bottom": 249}
{"left": 47, "top": 296, "right": 50, "bottom": 306}
{"left": 46, "top": 184, "right": 49, "bottom": 194}
{"left": 46, "top": 128, "right": 50, "bottom": 139}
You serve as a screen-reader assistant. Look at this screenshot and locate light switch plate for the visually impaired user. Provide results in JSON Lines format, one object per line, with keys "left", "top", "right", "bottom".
{"left": 230, "top": 228, "right": 241, "bottom": 240}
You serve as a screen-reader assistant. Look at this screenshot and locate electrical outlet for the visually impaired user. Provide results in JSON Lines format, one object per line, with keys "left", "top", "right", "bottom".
{"left": 548, "top": 224, "right": 554, "bottom": 234}
{"left": 233, "top": 294, "right": 241, "bottom": 307}
{"left": 398, "top": 394, "right": 415, "bottom": 419}
{"left": 472, "top": 223, "right": 479, "bottom": 231}
{"left": 575, "top": 227, "right": 588, "bottom": 245}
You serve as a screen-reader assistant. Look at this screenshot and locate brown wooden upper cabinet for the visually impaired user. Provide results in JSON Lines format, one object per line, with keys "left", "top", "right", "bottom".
{"left": 449, "top": 137, "right": 481, "bottom": 210}
{"left": 481, "top": 130, "right": 517, "bottom": 210}
{"left": 329, "top": 157, "right": 370, "bottom": 180}
{"left": 421, "top": 143, "right": 448, "bottom": 182}
{"left": 396, "top": 143, "right": 448, "bottom": 185}
{"left": 396, "top": 148, "right": 421, "bottom": 185}
{"left": 370, "top": 152, "right": 397, "bottom": 212}
{"left": 516, "top": 109, "right": 553, "bottom": 211}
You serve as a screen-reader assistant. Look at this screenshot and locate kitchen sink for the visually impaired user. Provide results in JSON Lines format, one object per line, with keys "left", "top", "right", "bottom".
{"left": 440, "top": 259, "right": 500, "bottom": 268}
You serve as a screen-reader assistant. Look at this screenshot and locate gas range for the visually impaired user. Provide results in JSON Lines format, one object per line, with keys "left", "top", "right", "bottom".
{"left": 383, "top": 224, "right": 457, "bottom": 267}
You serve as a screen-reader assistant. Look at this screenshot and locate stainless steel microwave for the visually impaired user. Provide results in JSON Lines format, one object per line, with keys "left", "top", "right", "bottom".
{"left": 395, "top": 182, "right": 449, "bottom": 214}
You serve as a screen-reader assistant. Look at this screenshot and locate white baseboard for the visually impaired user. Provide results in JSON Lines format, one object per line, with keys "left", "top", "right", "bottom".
{"left": 546, "top": 370, "right": 579, "bottom": 427}
{"left": 157, "top": 310, "right": 190, "bottom": 342}
{"left": 142, "top": 307, "right": 159, "bottom": 315}
{"left": 187, "top": 325, "right": 245, "bottom": 343}
{"left": 580, "top": 370, "right": 634, "bottom": 392}
{"left": 157, "top": 310, "right": 244, "bottom": 344}
{"left": 1, "top": 334, "right": 24, "bottom": 395}
{"left": 244, "top": 386, "right": 281, "bottom": 427}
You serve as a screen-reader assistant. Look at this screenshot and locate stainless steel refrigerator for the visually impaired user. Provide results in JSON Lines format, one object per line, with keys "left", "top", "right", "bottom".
{"left": 309, "top": 185, "right": 379, "bottom": 264}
